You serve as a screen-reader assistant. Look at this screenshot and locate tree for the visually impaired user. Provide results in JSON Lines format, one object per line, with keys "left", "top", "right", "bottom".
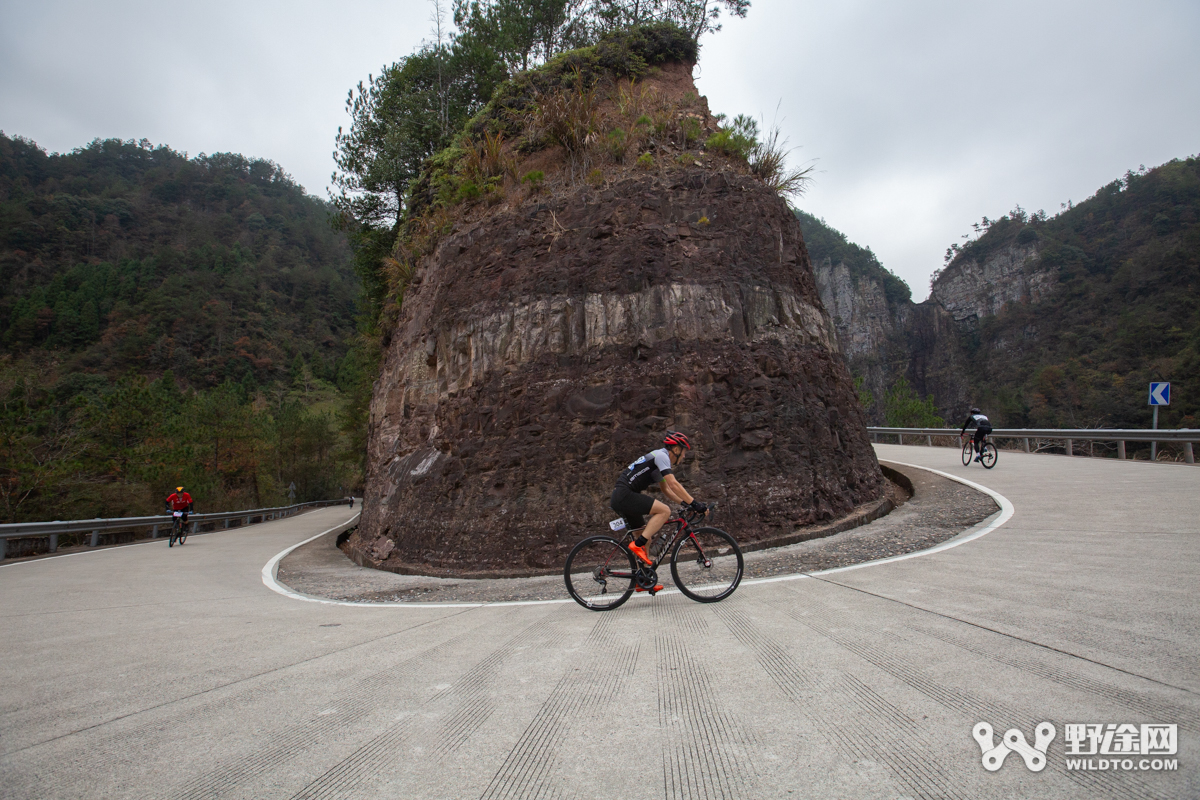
{"left": 453, "top": 0, "right": 591, "bottom": 74}
{"left": 331, "top": 44, "right": 503, "bottom": 326}
{"left": 884, "top": 378, "right": 945, "bottom": 428}
{"left": 585, "top": 0, "right": 749, "bottom": 41}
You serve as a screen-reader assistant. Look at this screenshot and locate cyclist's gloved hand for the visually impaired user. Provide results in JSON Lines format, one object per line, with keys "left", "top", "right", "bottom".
{"left": 689, "top": 500, "right": 708, "bottom": 514}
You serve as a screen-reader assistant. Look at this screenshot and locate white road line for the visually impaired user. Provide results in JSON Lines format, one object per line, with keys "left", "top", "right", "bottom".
{"left": 260, "top": 461, "right": 1015, "bottom": 609}
{"left": 737, "top": 460, "right": 1014, "bottom": 587}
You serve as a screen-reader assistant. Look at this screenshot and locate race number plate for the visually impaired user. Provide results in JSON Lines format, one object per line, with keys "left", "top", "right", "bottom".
{"left": 608, "top": 518, "right": 627, "bottom": 531}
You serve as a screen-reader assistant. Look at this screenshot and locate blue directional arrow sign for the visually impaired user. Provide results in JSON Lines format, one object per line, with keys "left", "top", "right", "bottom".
{"left": 1149, "top": 382, "right": 1170, "bottom": 406}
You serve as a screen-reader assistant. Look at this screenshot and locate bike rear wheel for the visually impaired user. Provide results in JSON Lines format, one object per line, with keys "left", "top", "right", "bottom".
{"left": 961, "top": 438, "right": 973, "bottom": 466}
{"left": 670, "top": 527, "right": 743, "bottom": 603}
{"left": 981, "top": 442, "right": 998, "bottom": 469}
{"left": 564, "top": 536, "right": 636, "bottom": 611}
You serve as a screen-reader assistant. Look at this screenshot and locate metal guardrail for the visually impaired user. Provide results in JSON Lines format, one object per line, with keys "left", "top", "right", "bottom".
{"left": 867, "top": 427, "right": 1198, "bottom": 463}
{"left": 0, "top": 498, "right": 355, "bottom": 560}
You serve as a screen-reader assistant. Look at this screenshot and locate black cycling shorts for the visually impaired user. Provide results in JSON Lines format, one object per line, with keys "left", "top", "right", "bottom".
{"left": 611, "top": 483, "right": 654, "bottom": 529}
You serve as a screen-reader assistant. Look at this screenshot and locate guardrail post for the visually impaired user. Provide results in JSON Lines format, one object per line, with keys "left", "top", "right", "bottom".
{"left": 1066, "top": 439, "right": 1073, "bottom": 457}
{"left": 49, "top": 534, "right": 57, "bottom": 552}
{"left": 151, "top": 524, "right": 158, "bottom": 539}
{"left": 191, "top": 520, "right": 198, "bottom": 534}
{"left": 897, "top": 433, "right": 903, "bottom": 445}
{"left": 1118, "top": 441, "right": 1126, "bottom": 460}
{"left": 1023, "top": 437, "right": 1030, "bottom": 453}
{"left": 90, "top": 529, "right": 100, "bottom": 547}
{"left": 224, "top": 519, "right": 230, "bottom": 528}
{"left": 926, "top": 434, "right": 932, "bottom": 446}
{"left": 1186, "top": 442, "right": 1195, "bottom": 464}
{"left": 1, "top": 539, "right": 5, "bottom": 560}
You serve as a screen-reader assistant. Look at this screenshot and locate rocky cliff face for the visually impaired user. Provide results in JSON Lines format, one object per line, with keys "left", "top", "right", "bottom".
{"left": 931, "top": 243, "right": 1053, "bottom": 323}
{"left": 351, "top": 68, "right": 885, "bottom": 575}
{"left": 814, "top": 256, "right": 972, "bottom": 421}
{"left": 814, "top": 257, "right": 909, "bottom": 410}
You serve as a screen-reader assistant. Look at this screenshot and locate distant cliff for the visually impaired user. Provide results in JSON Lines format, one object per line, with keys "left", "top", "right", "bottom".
{"left": 802, "top": 154, "right": 1200, "bottom": 430}
{"left": 800, "top": 212, "right": 969, "bottom": 423}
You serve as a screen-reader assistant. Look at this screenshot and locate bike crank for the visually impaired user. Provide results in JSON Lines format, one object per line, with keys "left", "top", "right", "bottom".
{"left": 634, "top": 566, "right": 659, "bottom": 590}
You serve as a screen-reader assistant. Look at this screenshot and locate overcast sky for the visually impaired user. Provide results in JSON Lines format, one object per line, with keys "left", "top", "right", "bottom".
{"left": 3, "top": 1, "right": 1197, "bottom": 300}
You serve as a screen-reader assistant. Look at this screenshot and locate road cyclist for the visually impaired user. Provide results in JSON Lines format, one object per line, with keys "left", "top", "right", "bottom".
{"left": 609, "top": 431, "right": 707, "bottom": 594}
{"left": 960, "top": 407, "right": 998, "bottom": 468}
{"left": 562, "top": 429, "right": 744, "bottom": 610}
{"left": 165, "top": 486, "right": 193, "bottom": 547}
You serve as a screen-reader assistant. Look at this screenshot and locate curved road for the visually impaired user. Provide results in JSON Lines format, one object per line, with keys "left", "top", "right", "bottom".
{"left": 2, "top": 445, "right": 1197, "bottom": 799}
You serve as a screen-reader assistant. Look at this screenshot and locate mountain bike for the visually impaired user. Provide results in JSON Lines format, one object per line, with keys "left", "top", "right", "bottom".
{"left": 563, "top": 503, "right": 743, "bottom": 611}
{"left": 168, "top": 510, "right": 189, "bottom": 547}
{"left": 961, "top": 432, "right": 997, "bottom": 469}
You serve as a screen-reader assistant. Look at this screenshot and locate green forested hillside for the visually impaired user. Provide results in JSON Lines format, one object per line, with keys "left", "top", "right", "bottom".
{"left": 1, "top": 134, "right": 357, "bottom": 379}
{"left": 794, "top": 209, "right": 911, "bottom": 307}
{"left": 0, "top": 134, "right": 369, "bottom": 523}
{"left": 959, "top": 156, "right": 1199, "bottom": 430}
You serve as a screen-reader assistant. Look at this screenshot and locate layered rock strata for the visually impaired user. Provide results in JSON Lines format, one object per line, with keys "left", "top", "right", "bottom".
{"left": 355, "top": 167, "right": 886, "bottom": 574}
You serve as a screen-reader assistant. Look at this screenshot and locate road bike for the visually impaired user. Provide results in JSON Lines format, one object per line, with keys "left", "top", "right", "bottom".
{"left": 168, "top": 510, "right": 189, "bottom": 547}
{"left": 563, "top": 503, "right": 743, "bottom": 611}
{"left": 961, "top": 432, "right": 997, "bottom": 469}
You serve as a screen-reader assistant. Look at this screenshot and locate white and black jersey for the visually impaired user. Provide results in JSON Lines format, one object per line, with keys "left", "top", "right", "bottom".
{"left": 616, "top": 448, "right": 674, "bottom": 493}
{"left": 962, "top": 413, "right": 991, "bottom": 432}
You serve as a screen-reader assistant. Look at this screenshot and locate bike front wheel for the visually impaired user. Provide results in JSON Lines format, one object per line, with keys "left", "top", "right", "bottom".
{"left": 564, "top": 536, "right": 636, "bottom": 611}
{"left": 981, "top": 442, "right": 998, "bottom": 469}
{"left": 961, "top": 438, "right": 973, "bottom": 466}
{"left": 178, "top": 524, "right": 188, "bottom": 544}
{"left": 169, "top": 524, "right": 177, "bottom": 547}
{"left": 670, "top": 527, "right": 743, "bottom": 603}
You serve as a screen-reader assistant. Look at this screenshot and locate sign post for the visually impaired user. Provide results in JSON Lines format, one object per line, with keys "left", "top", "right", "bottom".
{"left": 1148, "top": 382, "right": 1170, "bottom": 460}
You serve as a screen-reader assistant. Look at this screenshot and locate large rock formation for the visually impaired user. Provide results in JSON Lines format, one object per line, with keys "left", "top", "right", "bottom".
{"left": 813, "top": 257, "right": 971, "bottom": 422}
{"left": 931, "top": 242, "right": 1052, "bottom": 324}
{"left": 351, "top": 63, "right": 886, "bottom": 575}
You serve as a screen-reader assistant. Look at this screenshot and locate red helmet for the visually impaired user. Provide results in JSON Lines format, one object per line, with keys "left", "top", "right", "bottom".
{"left": 663, "top": 431, "right": 691, "bottom": 450}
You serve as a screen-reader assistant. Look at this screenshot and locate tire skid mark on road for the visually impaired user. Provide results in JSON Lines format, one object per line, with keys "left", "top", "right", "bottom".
{"left": 787, "top": 586, "right": 1039, "bottom": 734}
{"left": 715, "top": 604, "right": 970, "bottom": 800}
{"left": 840, "top": 673, "right": 921, "bottom": 735}
{"left": 656, "top": 625, "right": 760, "bottom": 800}
{"left": 287, "top": 608, "right": 573, "bottom": 800}
{"left": 906, "top": 623, "right": 1200, "bottom": 733}
{"left": 478, "top": 615, "right": 636, "bottom": 800}
{"left": 1041, "top": 623, "right": 1200, "bottom": 687}
{"left": 173, "top": 610, "right": 508, "bottom": 800}
{"left": 786, "top": 588, "right": 1191, "bottom": 800}
{"left": 850, "top": 570, "right": 1200, "bottom": 682}
{"left": 652, "top": 595, "right": 708, "bottom": 636}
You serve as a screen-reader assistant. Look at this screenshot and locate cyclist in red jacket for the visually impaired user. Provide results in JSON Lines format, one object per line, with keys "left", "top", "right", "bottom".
{"left": 165, "top": 486, "right": 194, "bottom": 524}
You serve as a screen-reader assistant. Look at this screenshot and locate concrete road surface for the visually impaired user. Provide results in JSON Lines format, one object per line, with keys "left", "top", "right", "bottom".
{"left": 2, "top": 446, "right": 1197, "bottom": 799}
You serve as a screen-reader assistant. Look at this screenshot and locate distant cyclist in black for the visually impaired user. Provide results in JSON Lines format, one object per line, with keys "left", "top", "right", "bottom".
{"left": 961, "top": 407, "right": 992, "bottom": 463}
{"left": 611, "top": 432, "right": 707, "bottom": 593}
